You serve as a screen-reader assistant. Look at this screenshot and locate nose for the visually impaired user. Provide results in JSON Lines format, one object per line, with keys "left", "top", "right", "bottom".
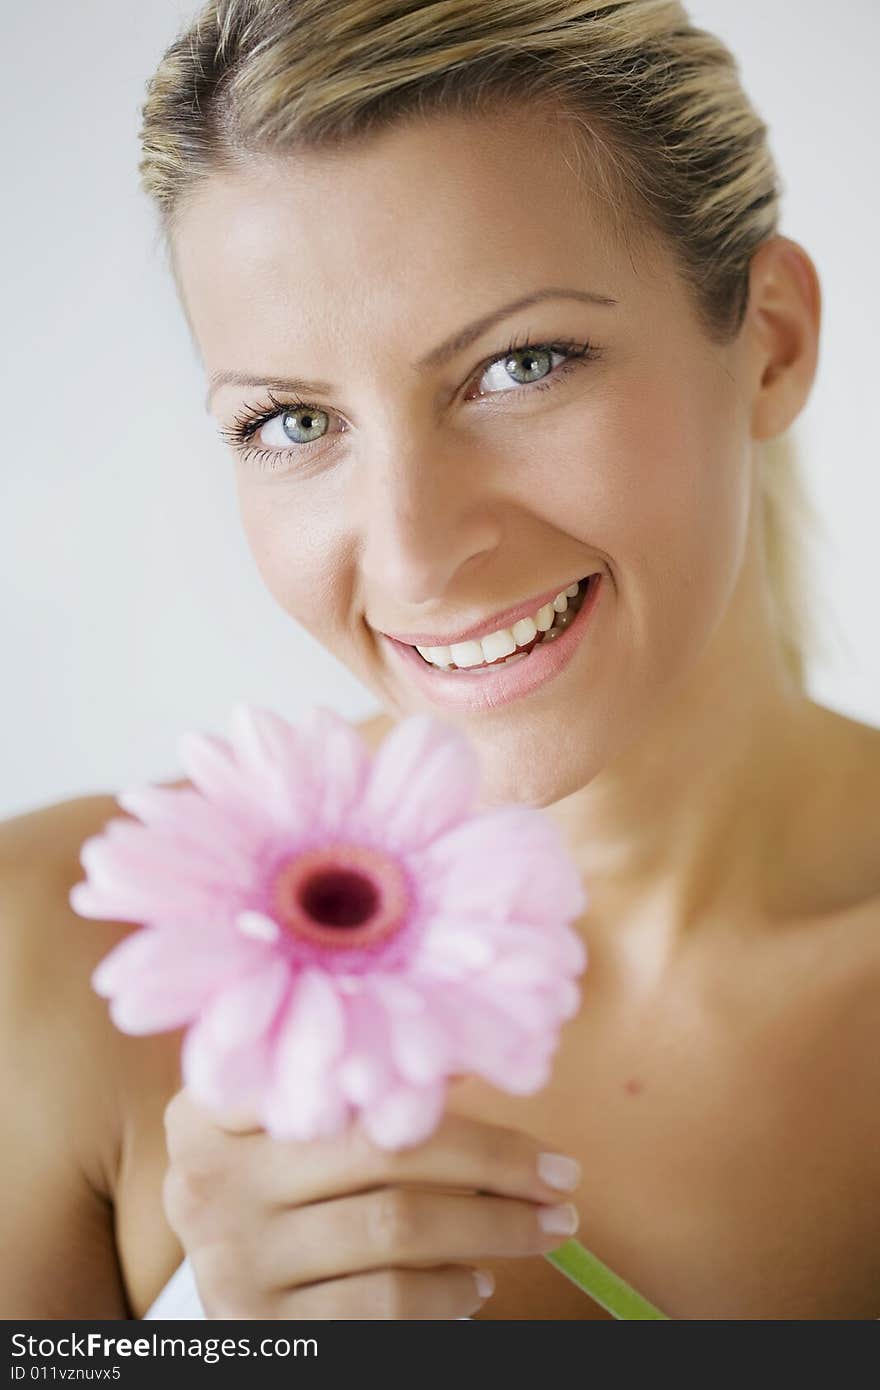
{"left": 354, "top": 441, "right": 500, "bottom": 603}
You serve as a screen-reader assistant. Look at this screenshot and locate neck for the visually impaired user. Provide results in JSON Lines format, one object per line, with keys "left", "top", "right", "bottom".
{"left": 543, "top": 500, "right": 820, "bottom": 973}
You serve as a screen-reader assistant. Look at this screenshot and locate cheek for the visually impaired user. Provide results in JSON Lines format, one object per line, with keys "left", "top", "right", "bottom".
{"left": 555, "top": 369, "right": 750, "bottom": 661}
{"left": 628, "top": 384, "right": 746, "bottom": 557}
{"left": 234, "top": 475, "right": 343, "bottom": 628}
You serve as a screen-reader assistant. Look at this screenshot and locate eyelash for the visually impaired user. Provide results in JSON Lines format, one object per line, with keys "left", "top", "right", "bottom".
{"left": 218, "top": 333, "right": 602, "bottom": 472}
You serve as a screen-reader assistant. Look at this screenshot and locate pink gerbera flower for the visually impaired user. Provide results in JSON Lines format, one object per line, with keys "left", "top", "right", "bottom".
{"left": 71, "top": 705, "right": 587, "bottom": 1150}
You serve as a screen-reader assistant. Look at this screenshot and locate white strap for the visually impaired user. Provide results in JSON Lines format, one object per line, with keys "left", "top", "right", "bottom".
{"left": 142, "top": 1258, "right": 206, "bottom": 1320}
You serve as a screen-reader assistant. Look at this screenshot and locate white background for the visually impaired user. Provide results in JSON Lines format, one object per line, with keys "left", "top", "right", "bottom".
{"left": 2, "top": 0, "right": 877, "bottom": 819}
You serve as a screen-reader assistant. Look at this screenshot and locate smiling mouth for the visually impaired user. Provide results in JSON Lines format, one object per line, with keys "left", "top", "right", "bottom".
{"left": 413, "top": 574, "right": 595, "bottom": 672}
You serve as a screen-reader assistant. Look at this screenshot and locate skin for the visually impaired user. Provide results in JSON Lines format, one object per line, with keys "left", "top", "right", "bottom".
{"left": 174, "top": 103, "right": 834, "bottom": 950}
{"left": 3, "top": 104, "right": 879, "bottom": 1320}
{"left": 166, "top": 105, "right": 880, "bottom": 1317}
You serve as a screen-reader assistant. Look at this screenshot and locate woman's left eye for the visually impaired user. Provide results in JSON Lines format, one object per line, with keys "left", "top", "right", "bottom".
{"left": 219, "top": 337, "right": 600, "bottom": 471}
{"left": 469, "top": 341, "right": 591, "bottom": 399}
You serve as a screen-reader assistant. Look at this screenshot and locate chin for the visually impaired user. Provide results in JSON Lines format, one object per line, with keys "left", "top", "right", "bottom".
{"left": 471, "top": 738, "right": 598, "bottom": 811}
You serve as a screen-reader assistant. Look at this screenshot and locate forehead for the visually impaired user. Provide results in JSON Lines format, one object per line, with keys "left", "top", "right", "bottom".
{"left": 171, "top": 108, "right": 668, "bottom": 372}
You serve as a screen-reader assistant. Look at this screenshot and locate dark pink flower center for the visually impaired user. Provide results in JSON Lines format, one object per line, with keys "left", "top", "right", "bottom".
{"left": 272, "top": 843, "right": 410, "bottom": 950}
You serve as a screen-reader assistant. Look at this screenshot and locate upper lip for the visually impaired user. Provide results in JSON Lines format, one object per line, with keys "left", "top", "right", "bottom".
{"left": 376, "top": 572, "right": 596, "bottom": 648}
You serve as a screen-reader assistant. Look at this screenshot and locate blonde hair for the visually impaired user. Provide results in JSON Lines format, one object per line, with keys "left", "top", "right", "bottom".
{"left": 139, "top": 0, "right": 827, "bottom": 690}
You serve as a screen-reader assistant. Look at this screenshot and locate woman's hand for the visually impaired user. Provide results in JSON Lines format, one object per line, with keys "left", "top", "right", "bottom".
{"left": 161, "top": 1087, "right": 582, "bottom": 1320}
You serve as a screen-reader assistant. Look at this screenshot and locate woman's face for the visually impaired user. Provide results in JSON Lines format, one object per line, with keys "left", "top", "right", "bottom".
{"left": 172, "top": 107, "right": 758, "bottom": 808}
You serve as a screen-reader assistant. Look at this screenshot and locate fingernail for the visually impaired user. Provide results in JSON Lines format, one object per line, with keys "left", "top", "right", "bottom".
{"left": 538, "top": 1202, "right": 580, "bottom": 1236}
{"left": 474, "top": 1269, "right": 495, "bottom": 1299}
{"left": 537, "top": 1152, "right": 582, "bottom": 1192}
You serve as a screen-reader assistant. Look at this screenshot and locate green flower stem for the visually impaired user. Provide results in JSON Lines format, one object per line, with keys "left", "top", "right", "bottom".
{"left": 544, "top": 1239, "right": 670, "bottom": 1319}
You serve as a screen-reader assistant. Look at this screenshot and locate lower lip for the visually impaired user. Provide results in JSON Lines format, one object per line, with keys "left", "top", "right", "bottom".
{"left": 378, "top": 573, "right": 603, "bottom": 711}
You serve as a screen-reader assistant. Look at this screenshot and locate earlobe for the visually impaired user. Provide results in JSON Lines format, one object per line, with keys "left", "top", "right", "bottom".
{"left": 746, "top": 235, "right": 821, "bottom": 443}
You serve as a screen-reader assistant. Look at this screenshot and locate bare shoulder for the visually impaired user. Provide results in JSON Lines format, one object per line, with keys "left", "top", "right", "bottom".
{"left": 797, "top": 702, "right": 880, "bottom": 913}
{"left": 831, "top": 703, "right": 880, "bottom": 793}
{"left": 0, "top": 794, "right": 129, "bottom": 1107}
{"left": 0, "top": 793, "right": 181, "bottom": 1315}
{"left": 837, "top": 709, "right": 880, "bottom": 909}
{"left": 797, "top": 707, "right": 880, "bottom": 1163}
{"left": 0, "top": 794, "right": 180, "bottom": 1194}
{"left": 791, "top": 696, "right": 880, "bottom": 957}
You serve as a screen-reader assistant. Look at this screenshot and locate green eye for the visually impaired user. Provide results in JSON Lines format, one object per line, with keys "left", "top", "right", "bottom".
{"left": 276, "top": 405, "right": 330, "bottom": 445}
{"left": 504, "top": 345, "right": 555, "bottom": 384}
{"left": 221, "top": 336, "right": 601, "bottom": 472}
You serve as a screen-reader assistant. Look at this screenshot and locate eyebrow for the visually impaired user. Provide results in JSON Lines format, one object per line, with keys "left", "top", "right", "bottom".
{"left": 204, "top": 285, "right": 618, "bottom": 411}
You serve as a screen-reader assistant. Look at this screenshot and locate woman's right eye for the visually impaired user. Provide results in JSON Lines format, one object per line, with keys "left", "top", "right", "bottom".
{"left": 218, "top": 392, "right": 345, "bottom": 470}
{"left": 254, "top": 404, "right": 331, "bottom": 448}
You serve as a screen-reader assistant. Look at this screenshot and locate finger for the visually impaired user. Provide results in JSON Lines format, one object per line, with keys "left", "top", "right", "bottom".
{"left": 163, "top": 1086, "right": 263, "bottom": 1169}
{"left": 278, "top": 1264, "right": 493, "bottom": 1320}
{"left": 211, "top": 1101, "right": 265, "bottom": 1135}
{"left": 249, "top": 1187, "right": 580, "bottom": 1288}
{"left": 236, "top": 1109, "right": 583, "bottom": 1211}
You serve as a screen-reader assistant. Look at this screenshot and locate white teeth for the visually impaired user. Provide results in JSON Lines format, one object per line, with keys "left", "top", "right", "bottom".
{"left": 511, "top": 615, "right": 537, "bottom": 645}
{"left": 417, "top": 642, "right": 454, "bottom": 667}
{"left": 480, "top": 628, "right": 518, "bottom": 662}
{"left": 535, "top": 603, "right": 555, "bottom": 632}
{"left": 448, "top": 639, "right": 485, "bottom": 669}
{"left": 414, "top": 577, "right": 590, "bottom": 670}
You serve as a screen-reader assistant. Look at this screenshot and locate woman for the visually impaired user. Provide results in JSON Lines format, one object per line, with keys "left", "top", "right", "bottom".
{"left": 3, "top": 0, "right": 879, "bottom": 1320}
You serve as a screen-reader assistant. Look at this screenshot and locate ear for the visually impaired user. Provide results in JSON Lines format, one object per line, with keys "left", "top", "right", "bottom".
{"left": 743, "top": 235, "right": 822, "bottom": 443}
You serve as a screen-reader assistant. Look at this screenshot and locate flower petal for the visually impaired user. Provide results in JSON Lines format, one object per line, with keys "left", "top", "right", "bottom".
{"left": 361, "top": 973, "right": 453, "bottom": 1083}
{"left": 262, "top": 1065, "right": 352, "bottom": 1142}
{"left": 228, "top": 703, "right": 301, "bottom": 781}
{"left": 492, "top": 1044, "right": 555, "bottom": 1095}
{"left": 484, "top": 921, "right": 588, "bottom": 975}
{"left": 539, "top": 976, "right": 582, "bottom": 1022}
{"left": 365, "top": 973, "right": 425, "bottom": 1016}
{"left": 75, "top": 698, "right": 591, "bottom": 1154}
{"left": 464, "top": 978, "right": 561, "bottom": 1033}
{"left": 476, "top": 947, "right": 583, "bottom": 994}
{"left": 116, "top": 784, "right": 264, "bottom": 869}
{"left": 98, "top": 816, "right": 253, "bottom": 892}
{"left": 359, "top": 1078, "right": 447, "bottom": 1150}
{"left": 227, "top": 704, "right": 316, "bottom": 829}
{"left": 92, "top": 924, "right": 265, "bottom": 1033}
{"left": 272, "top": 967, "right": 347, "bottom": 1076}
{"left": 72, "top": 825, "right": 251, "bottom": 927}
{"left": 386, "top": 1007, "right": 453, "bottom": 1085}
{"left": 421, "top": 805, "right": 588, "bottom": 926}
{"left": 296, "top": 706, "right": 373, "bottom": 832}
{"left": 334, "top": 991, "right": 397, "bottom": 1106}
{"left": 428, "top": 980, "right": 547, "bottom": 1090}
{"left": 182, "top": 1013, "right": 274, "bottom": 1114}
{"left": 90, "top": 927, "right": 166, "bottom": 997}
{"left": 199, "top": 958, "right": 291, "bottom": 1049}
{"left": 415, "top": 918, "right": 498, "bottom": 976}
{"left": 359, "top": 715, "right": 479, "bottom": 851}
{"left": 178, "top": 730, "right": 279, "bottom": 833}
